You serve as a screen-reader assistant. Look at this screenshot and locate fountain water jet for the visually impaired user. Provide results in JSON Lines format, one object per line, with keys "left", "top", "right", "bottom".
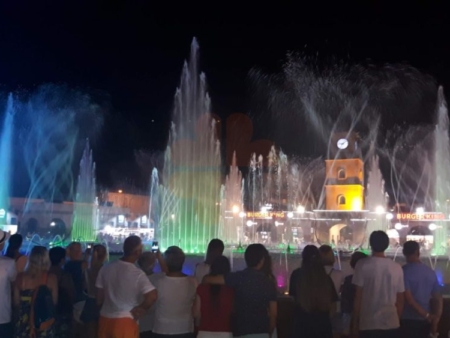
{"left": 433, "top": 86, "right": 450, "bottom": 255}
{"left": 0, "top": 95, "right": 14, "bottom": 228}
{"left": 71, "top": 139, "right": 97, "bottom": 241}
{"left": 156, "top": 38, "right": 221, "bottom": 252}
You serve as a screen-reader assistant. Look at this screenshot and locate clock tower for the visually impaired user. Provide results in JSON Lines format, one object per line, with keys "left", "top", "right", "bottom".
{"left": 325, "top": 132, "right": 364, "bottom": 211}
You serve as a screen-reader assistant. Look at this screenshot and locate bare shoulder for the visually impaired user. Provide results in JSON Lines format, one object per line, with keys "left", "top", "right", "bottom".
{"left": 47, "top": 272, "right": 58, "bottom": 285}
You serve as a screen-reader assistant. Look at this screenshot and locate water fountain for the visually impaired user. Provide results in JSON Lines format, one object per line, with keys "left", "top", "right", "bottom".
{"left": 154, "top": 38, "right": 222, "bottom": 253}
{"left": 71, "top": 139, "right": 98, "bottom": 241}
{"left": 219, "top": 152, "right": 244, "bottom": 245}
{"left": 433, "top": 86, "right": 450, "bottom": 255}
{"left": 0, "top": 95, "right": 14, "bottom": 229}
{"left": 365, "top": 154, "right": 388, "bottom": 243}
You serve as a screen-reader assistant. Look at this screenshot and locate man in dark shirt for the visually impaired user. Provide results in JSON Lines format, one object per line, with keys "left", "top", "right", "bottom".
{"left": 203, "top": 244, "right": 277, "bottom": 338}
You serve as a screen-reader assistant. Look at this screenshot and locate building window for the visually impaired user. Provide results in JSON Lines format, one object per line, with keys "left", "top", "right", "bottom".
{"left": 338, "top": 168, "right": 346, "bottom": 179}
{"left": 337, "top": 195, "right": 346, "bottom": 205}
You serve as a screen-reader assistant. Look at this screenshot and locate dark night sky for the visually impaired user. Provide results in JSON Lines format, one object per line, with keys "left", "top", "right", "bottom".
{"left": 0, "top": 1, "right": 449, "bottom": 193}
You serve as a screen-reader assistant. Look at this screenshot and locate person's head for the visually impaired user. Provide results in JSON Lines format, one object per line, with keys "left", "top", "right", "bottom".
{"left": 210, "top": 255, "right": 231, "bottom": 276}
{"left": 49, "top": 246, "right": 66, "bottom": 267}
{"left": 403, "top": 240, "right": 420, "bottom": 262}
{"left": 164, "top": 246, "right": 185, "bottom": 272}
{"left": 67, "top": 242, "right": 82, "bottom": 261}
{"left": 27, "top": 246, "right": 50, "bottom": 275}
{"left": 319, "top": 245, "right": 335, "bottom": 267}
{"left": 369, "top": 231, "right": 389, "bottom": 253}
{"left": 123, "top": 236, "right": 143, "bottom": 261}
{"left": 92, "top": 244, "right": 108, "bottom": 264}
{"left": 244, "top": 243, "right": 267, "bottom": 269}
{"left": 0, "top": 229, "right": 7, "bottom": 251}
{"left": 205, "top": 239, "right": 225, "bottom": 264}
{"left": 138, "top": 251, "right": 156, "bottom": 275}
{"left": 350, "top": 251, "right": 367, "bottom": 269}
{"left": 6, "top": 233, "right": 23, "bottom": 258}
{"left": 301, "top": 245, "right": 319, "bottom": 267}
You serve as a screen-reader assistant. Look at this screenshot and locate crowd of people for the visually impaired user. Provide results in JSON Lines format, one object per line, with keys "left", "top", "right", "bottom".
{"left": 0, "top": 229, "right": 444, "bottom": 338}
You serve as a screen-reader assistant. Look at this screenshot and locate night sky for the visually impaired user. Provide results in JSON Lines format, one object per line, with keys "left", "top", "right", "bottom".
{"left": 0, "top": 1, "right": 449, "bottom": 195}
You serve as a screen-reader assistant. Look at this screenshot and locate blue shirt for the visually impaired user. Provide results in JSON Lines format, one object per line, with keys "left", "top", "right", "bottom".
{"left": 402, "top": 262, "right": 440, "bottom": 320}
{"left": 224, "top": 268, "right": 277, "bottom": 336}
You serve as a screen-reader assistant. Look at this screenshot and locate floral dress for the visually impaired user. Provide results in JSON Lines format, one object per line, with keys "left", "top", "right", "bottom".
{"left": 15, "top": 289, "right": 54, "bottom": 338}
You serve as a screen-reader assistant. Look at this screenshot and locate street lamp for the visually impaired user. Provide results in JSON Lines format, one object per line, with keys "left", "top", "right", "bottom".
{"left": 386, "top": 213, "right": 394, "bottom": 220}
{"left": 232, "top": 205, "right": 240, "bottom": 214}
{"left": 394, "top": 223, "right": 403, "bottom": 230}
{"left": 429, "top": 223, "right": 437, "bottom": 231}
{"left": 297, "top": 205, "right": 305, "bottom": 213}
{"left": 287, "top": 212, "right": 294, "bottom": 219}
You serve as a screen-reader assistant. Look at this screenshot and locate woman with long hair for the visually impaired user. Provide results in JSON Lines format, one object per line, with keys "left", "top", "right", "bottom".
{"left": 14, "top": 246, "right": 58, "bottom": 338}
{"left": 289, "top": 245, "right": 338, "bottom": 338}
{"left": 196, "top": 256, "right": 234, "bottom": 338}
{"left": 261, "top": 251, "right": 277, "bottom": 290}
{"left": 195, "top": 239, "right": 224, "bottom": 283}
{"left": 319, "top": 245, "right": 344, "bottom": 338}
{"left": 5, "top": 234, "right": 27, "bottom": 273}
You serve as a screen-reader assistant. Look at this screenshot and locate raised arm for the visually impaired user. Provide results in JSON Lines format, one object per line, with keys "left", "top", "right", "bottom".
{"left": 156, "top": 251, "right": 168, "bottom": 274}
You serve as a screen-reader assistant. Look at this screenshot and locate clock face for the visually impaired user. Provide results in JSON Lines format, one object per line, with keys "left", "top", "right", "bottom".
{"left": 337, "top": 138, "right": 349, "bottom": 149}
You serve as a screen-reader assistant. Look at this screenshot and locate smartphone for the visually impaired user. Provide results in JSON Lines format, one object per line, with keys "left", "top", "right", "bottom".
{"left": 151, "top": 241, "right": 159, "bottom": 253}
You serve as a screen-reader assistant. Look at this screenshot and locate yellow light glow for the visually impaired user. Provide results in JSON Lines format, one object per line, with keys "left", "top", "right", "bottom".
{"left": 232, "top": 205, "right": 240, "bottom": 214}
{"left": 351, "top": 197, "right": 362, "bottom": 211}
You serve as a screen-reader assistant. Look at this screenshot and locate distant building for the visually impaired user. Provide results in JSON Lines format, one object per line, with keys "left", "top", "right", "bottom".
{"left": 6, "top": 192, "right": 150, "bottom": 237}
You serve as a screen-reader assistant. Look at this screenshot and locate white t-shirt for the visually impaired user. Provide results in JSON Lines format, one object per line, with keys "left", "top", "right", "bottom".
{"left": 0, "top": 256, "right": 16, "bottom": 324}
{"left": 352, "top": 256, "right": 404, "bottom": 331}
{"left": 194, "top": 262, "right": 210, "bottom": 284}
{"left": 96, "top": 260, "right": 155, "bottom": 319}
{"left": 152, "top": 274, "right": 197, "bottom": 335}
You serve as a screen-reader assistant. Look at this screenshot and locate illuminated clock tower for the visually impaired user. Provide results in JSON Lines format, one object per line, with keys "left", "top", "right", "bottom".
{"left": 325, "top": 132, "right": 364, "bottom": 211}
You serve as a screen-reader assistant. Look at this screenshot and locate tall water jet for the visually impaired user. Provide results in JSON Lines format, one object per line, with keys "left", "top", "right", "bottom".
{"left": 71, "top": 139, "right": 97, "bottom": 241}
{"left": 433, "top": 86, "right": 450, "bottom": 255}
{"left": 365, "top": 154, "right": 388, "bottom": 245}
{"left": 159, "top": 38, "right": 221, "bottom": 252}
{"left": 149, "top": 168, "right": 161, "bottom": 232}
{"left": 0, "top": 95, "right": 14, "bottom": 228}
{"left": 220, "top": 152, "right": 244, "bottom": 244}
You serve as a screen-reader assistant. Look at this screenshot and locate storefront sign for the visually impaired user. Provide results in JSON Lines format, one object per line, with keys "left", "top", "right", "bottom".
{"left": 246, "top": 211, "right": 285, "bottom": 219}
{"left": 396, "top": 213, "right": 445, "bottom": 221}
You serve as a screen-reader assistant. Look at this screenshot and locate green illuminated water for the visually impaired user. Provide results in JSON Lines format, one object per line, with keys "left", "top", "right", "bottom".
{"left": 72, "top": 140, "right": 97, "bottom": 241}
{"left": 154, "top": 39, "right": 221, "bottom": 253}
{"left": 433, "top": 87, "right": 449, "bottom": 255}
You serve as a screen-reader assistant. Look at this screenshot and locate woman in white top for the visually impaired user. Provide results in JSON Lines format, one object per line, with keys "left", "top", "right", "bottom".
{"left": 194, "top": 239, "right": 224, "bottom": 284}
{"left": 319, "top": 245, "right": 344, "bottom": 338}
{"left": 152, "top": 246, "right": 197, "bottom": 338}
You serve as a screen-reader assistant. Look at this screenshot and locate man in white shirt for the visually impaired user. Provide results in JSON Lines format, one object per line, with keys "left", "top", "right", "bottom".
{"left": 151, "top": 246, "right": 197, "bottom": 338}
{"left": 352, "top": 230, "right": 405, "bottom": 338}
{"left": 0, "top": 230, "right": 16, "bottom": 338}
{"left": 96, "top": 235, "right": 157, "bottom": 338}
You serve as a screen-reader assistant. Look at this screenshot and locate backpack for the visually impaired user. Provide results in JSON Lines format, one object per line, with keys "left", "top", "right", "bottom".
{"left": 30, "top": 273, "right": 55, "bottom": 337}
